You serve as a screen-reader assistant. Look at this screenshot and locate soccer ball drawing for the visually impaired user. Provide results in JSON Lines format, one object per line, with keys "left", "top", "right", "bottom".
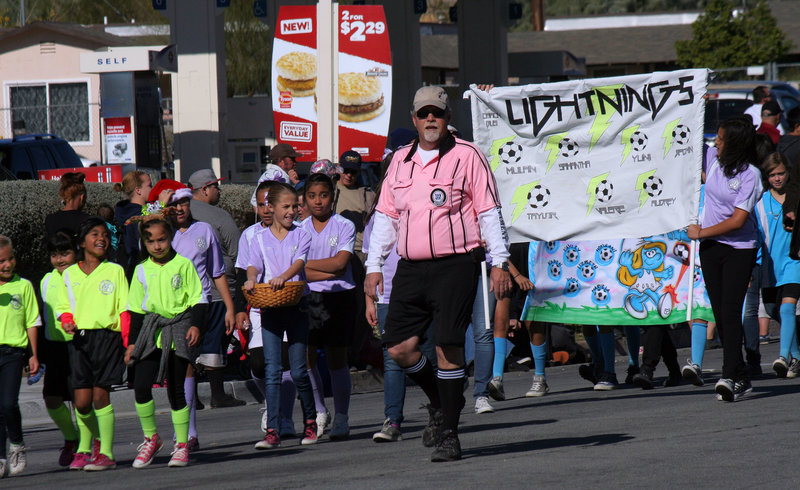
{"left": 563, "top": 245, "right": 580, "bottom": 267}
{"left": 578, "top": 260, "right": 598, "bottom": 282}
{"left": 630, "top": 131, "right": 648, "bottom": 152}
{"left": 558, "top": 137, "right": 579, "bottom": 157}
{"left": 527, "top": 185, "right": 550, "bottom": 208}
{"left": 595, "top": 179, "right": 614, "bottom": 203}
{"left": 498, "top": 141, "right": 523, "bottom": 164}
{"left": 564, "top": 277, "right": 581, "bottom": 297}
{"left": 642, "top": 175, "right": 663, "bottom": 197}
{"left": 547, "top": 260, "right": 562, "bottom": 280}
{"left": 591, "top": 284, "right": 611, "bottom": 306}
{"left": 672, "top": 124, "right": 691, "bottom": 145}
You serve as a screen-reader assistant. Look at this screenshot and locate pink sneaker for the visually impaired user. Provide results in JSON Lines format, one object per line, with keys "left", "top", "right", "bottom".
{"left": 58, "top": 440, "right": 78, "bottom": 467}
{"left": 132, "top": 434, "right": 163, "bottom": 469}
{"left": 84, "top": 453, "right": 116, "bottom": 471}
{"left": 168, "top": 443, "right": 189, "bottom": 467}
{"left": 91, "top": 438, "right": 101, "bottom": 461}
{"left": 254, "top": 429, "right": 281, "bottom": 450}
{"left": 186, "top": 436, "right": 200, "bottom": 453}
{"left": 301, "top": 420, "right": 318, "bottom": 446}
{"left": 69, "top": 452, "right": 92, "bottom": 471}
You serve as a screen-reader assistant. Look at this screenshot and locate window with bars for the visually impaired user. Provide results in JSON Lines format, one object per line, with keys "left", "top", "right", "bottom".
{"left": 9, "top": 82, "right": 90, "bottom": 142}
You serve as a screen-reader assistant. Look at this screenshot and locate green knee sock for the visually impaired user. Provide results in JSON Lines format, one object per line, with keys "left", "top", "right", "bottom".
{"left": 94, "top": 404, "right": 116, "bottom": 459}
{"left": 75, "top": 409, "right": 99, "bottom": 454}
{"left": 135, "top": 400, "right": 157, "bottom": 438}
{"left": 172, "top": 406, "right": 190, "bottom": 444}
{"left": 47, "top": 404, "right": 79, "bottom": 441}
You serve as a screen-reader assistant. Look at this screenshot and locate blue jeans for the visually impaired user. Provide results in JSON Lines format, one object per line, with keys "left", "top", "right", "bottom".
{"left": 261, "top": 303, "right": 315, "bottom": 431}
{"left": 469, "top": 273, "right": 497, "bottom": 399}
{"left": 378, "top": 303, "right": 436, "bottom": 426}
{"left": 0, "top": 346, "right": 25, "bottom": 458}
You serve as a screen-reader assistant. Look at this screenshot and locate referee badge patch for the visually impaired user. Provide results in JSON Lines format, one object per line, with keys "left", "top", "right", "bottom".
{"left": 171, "top": 273, "right": 183, "bottom": 290}
{"left": 99, "top": 279, "right": 115, "bottom": 295}
{"left": 430, "top": 188, "right": 447, "bottom": 207}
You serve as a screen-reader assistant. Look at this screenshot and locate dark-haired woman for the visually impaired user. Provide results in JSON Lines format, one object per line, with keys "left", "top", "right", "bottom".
{"left": 45, "top": 172, "right": 91, "bottom": 240}
{"left": 688, "top": 118, "right": 764, "bottom": 402}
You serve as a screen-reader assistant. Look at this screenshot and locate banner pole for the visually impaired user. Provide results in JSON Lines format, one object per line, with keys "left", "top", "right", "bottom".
{"left": 686, "top": 238, "right": 696, "bottom": 323}
{"left": 481, "top": 261, "right": 491, "bottom": 330}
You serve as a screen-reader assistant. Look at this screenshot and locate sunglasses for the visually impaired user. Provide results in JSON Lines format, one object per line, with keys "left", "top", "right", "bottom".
{"left": 416, "top": 107, "right": 446, "bottom": 119}
{"left": 342, "top": 168, "right": 359, "bottom": 175}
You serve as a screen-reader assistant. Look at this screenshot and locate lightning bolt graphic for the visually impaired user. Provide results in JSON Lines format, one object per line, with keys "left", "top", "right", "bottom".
{"left": 587, "top": 84, "right": 623, "bottom": 152}
{"left": 545, "top": 132, "right": 568, "bottom": 173}
{"left": 661, "top": 118, "right": 681, "bottom": 158}
{"left": 620, "top": 125, "right": 639, "bottom": 165}
{"left": 586, "top": 172, "right": 609, "bottom": 216}
{"left": 510, "top": 181, "right": 539, "bottom": 224}
{"left": 488, "top": 135, "right": 517, "bottom": 172}
{"left": 636, "top": 169, "right": 657, "bottom": 209}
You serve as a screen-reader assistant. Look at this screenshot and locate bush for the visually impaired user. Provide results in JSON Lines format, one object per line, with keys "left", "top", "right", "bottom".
{"left": 0, "top": 181, "right": 257, "bottom": 285}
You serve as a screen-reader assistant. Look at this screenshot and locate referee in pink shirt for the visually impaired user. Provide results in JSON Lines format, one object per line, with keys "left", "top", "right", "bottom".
{"left": 365, "top": 86, "right": 511, "bottom": 461}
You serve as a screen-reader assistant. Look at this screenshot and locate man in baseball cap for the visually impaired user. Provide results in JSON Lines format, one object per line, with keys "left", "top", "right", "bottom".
{"left": 757, "top": 100, "right": 783, "bottom": 145}
{"left": 188, "top": 169, "right": 226, "bottom": 206}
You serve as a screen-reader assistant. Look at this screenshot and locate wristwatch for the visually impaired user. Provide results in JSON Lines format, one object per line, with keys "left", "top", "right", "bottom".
{"left": 493, "top": 261, "right": 509, "bottom": 272}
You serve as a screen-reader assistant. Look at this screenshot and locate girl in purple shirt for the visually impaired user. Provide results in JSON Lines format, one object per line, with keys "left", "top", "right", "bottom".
{"left": 300, "top": 173, "right": 357, "bottom": 441}
{"left": 244, "top": 183, "right": 318, "bottom": 448}
{"left": 688, "top": 118, "right": 763, "bottom": 402}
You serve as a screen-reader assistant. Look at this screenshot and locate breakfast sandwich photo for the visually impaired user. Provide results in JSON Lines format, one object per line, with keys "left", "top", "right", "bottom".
{"left": 337, "top": 72, "right": 384, "bottom": 123}
{"left": 276, "top": 51, "right": 317, "bottom": 97}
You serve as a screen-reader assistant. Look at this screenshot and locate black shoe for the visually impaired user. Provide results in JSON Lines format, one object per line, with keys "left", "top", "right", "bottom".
{"left": 421, "top": 404, "right": 443, "bottom": 448}
{"left": 210, "top": 394, "right": 246, "bottom": 409}
{"left": 663, "top": 371, "right": 682, "bottom": 387}
{"left": 624, "top": 365, "right": 640, "bottom": 385}
{"left": 430, "top": 430, "right": 461, "bottom": 462}
{"left": 195, "top": 397, "right": 205, "bottom": 410}
{"left": 578, "top": 364, "right": 599, "bottom": 385}
{"left": 747, "top": 363, "right": 763, "bottom": 377}
{"left": 632, "top": 367, "right": 654, "bottom": 390}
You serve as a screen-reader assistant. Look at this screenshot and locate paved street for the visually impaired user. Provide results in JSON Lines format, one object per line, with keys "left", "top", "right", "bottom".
{"left": 11, "top": 341, "right": 800, "bottom": 488}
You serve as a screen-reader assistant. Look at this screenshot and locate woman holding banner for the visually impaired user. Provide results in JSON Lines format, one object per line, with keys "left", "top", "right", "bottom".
{"left": 688, "top": 118, "right": 763, "bottom": 402}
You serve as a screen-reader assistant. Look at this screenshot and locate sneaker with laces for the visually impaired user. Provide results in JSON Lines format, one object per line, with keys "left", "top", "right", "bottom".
{"left": 773, "top": 356, "right": 789, "bottom": 378}
{"left": 474, "top": 396, "right": 494, "bottom": 414}
{"left": 632, "top": 367, "right": 654, "bottom": 390}
{"left": 301, "top": 420, "right": 319, "bottom": 445}
{"left": 788, "top": 358, "right": 800, "bottom": 378}
{"left": 488, "top": 376, "right": 505, "bottom": 401}
{"left": 69, "top": 452, "right": 92, "bottom": 471}
{"left": 594, "top": 372, "right": 619, "bottom": 391}
{"left": 372, "top": 418, "right": 403, "bottom": 443}
{"left": 0, "top": 459, "right": 7, "bottom": 478}
{"left": 58, "top": 440, "right": 78, "bottom": 467}
{"left": 579, "top": 363, "right": 600, "bottom": 385}
{"left": 732, "top": 378, "right": 753, "bottom": 401}
{"left": 759, "top": 335, "right": 771, "bottom": 344}
{"left": 330, "top": 413, "right": 350, "bottom": 441}
{"left": 7, "top": 444, "right": 26, "bottom": 476}
{"left": 430, "top": 429, "right": 462, "bottom": 462}
{"left": 315, "top": 411, "right": 330, "bottom": 437}
{"left": 681, "top": 361, "right": 704, "bottom": 386}
{"left": 186, "top": 436, "right": 200, "bottom": 453}
{"left": 422, "top": 405, "right": 443, "bottom": 448}
{"left": 84, "top": 453, "right": 116, "bottom": 471}
{"left": 525, "top": 374, "right": 549, "bottom": 397}
{"left": 624, "top": 365, "right": 640, "bottom": 385}
{"left": 260, "top": 407, "right": 268, "bottom": 433}
{"left": 254, "top": 429, "right": 281, "bottom": 450}
{"left": 168, "top": 443, "right": 189, "bottom": 467}
{"left": 132, "top": 434, "right": 163, "bottom": 469}
{"left": 91, "top": 438, "right": 101, "bottom": 461}
{"left": 715, "top": 378, "right": 734, "bottom": 401}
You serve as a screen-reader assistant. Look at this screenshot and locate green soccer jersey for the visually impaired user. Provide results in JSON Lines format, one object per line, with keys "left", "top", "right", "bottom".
{"left": 0, "top": 275, "right": 41, "bottom": 348}
{"left": 56, "top": 261, "right": 129, "bottom": 332}
{"left": 129, "top": 254, "right": 203, "bottom": 318}
{"left": 40, "top": 270, "right": 73, "bottom": 342}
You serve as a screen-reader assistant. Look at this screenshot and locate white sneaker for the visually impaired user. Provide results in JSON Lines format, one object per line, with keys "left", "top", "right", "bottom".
{"left": 7, "top": 444, "right": 25, "bottom": 476}
{"left": 526, "top": 374, "right": 550, "bottom": 397}
{"left": 315, "top": 411, "right": 330, "bottom": 437}
{"left": 260, "top": 407, "right": 268, "bottom": 433}
{"left": 488, "top": 376, "right": 505, "bottom": 401}
{"left": 329, "top": 413, "right": 350, "bottom": 441}
{"left": 474, "top": 396, "right": 494, "bottom": 414}
{"left": 0, "top": 458, "right": 7, "bottom": 478}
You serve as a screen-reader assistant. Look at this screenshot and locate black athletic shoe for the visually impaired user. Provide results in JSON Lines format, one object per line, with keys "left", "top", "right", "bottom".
{"left": 578, "top": 364, "right": 599, "bottom": 385}
{"left": 210, "top": 394, "right": 246, "bottom": 409}
{"left": 632, "top": 367, "right": 654, "bottom": 390}
{"left": 624, "top": 365, "right": 640, "bottom": 385}
{"left": 663, "top": 371, "right": 682, "bottom": 387}
{"left": 421, "top": 404, "right": 443, "bottom": 448}
{"left": 430, "top": 430, "right": 461, "bottom": 462}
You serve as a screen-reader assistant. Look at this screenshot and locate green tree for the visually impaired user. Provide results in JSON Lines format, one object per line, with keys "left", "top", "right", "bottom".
{"left": 675, "top": 0, "right": 791, "bottom": 68}
{"left": 224, "top": 0, "right": 272, "bottom": 97}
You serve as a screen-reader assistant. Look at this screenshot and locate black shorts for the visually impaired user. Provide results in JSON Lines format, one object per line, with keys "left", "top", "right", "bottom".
{"left": 41, "top": 340, "right": 72, "bottom": 400}
{"left": 384, "top": 253, "right": 479, "bottom": 347}
{"left": 762, "top": 283, "right": 800, "bottom": 304}
{"left": 68, "top": 329, "right": 125, "bottom": 389}
{"left": 307, "top": 289, "right": 357, "bottom": 347}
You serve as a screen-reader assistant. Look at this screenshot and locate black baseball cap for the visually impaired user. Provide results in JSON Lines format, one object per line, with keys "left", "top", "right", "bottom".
{"left": 340, "top": 150, "right": 362, "bottom": 171}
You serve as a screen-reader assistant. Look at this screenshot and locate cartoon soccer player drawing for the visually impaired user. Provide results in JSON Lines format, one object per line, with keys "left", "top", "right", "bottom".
{"left": 617, "top": 240, "right": 674, "bottom": 319}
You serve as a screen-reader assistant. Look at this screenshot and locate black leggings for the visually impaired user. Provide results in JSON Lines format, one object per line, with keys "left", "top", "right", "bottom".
{"left": 134, "top": 349, "right": 189, "bottom": 410}
{"left": 700, "top": 240, "right": 757, "bottom": 381}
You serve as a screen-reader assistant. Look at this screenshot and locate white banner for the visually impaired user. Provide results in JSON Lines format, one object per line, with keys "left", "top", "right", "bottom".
{"left": 470, "top": 69, "right": 708, "bottom": 243}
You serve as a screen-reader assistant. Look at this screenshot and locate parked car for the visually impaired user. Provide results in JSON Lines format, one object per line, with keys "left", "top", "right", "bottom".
{"left": 704, "top": 98, "right": 754, "bottom": 145}
{"left": 0, "top": 133, "right": 83, "bottom": 180}
{"left": 707, "top": 81, "right": 800, "bottom": 136}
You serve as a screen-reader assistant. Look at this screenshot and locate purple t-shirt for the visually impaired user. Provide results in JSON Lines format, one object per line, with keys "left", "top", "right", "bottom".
{"left": 363, "top": 216, "right": 399, "bottom": 304}
{"left": 246, "top": 225, "right": 311, "bottom": 292}
{"left": 173, "top": 220, "right": 226, "bottom": 300}
{"left": 236, "top": 223, "right": 266, "bottom": 278}
{"left": 301, "top": 214, "right": 356, "bottom": 292}
{"left": 701, "top": 158, "right": 763, "bottom": 249}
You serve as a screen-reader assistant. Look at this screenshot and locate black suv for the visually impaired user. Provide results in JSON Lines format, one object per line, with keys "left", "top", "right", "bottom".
{"left": 0, "top": 134, "right": 83, "bottom": 180}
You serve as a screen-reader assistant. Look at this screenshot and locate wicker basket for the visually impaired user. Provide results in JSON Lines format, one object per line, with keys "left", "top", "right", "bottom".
{"left": 243, "top": 281, "right": 306, "bottom": 308}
